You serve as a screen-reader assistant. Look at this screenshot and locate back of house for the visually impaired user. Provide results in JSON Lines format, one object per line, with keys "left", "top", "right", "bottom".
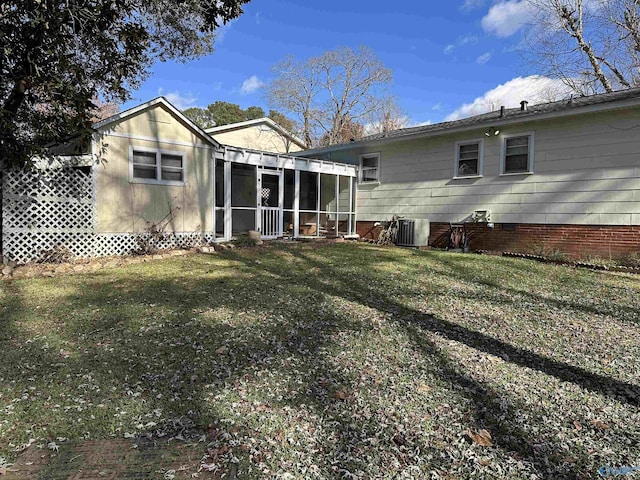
{"left": 3, "top": 88, "right": 640, "bottom": 264}
{"left": 300, "top": 88, "right": 640, "bottom": 259}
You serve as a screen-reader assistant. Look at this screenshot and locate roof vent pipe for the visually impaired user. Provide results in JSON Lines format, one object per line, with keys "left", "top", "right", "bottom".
{"left": 520, "top": 100, "right": 529, "bottom": 111}
{"left": 499, "top": 105, "right": 505, "bottom": 117}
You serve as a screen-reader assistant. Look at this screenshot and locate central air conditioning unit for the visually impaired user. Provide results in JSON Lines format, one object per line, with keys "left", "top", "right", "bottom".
{"left": 396, "top": 219, "right": 430, "bottom": 247}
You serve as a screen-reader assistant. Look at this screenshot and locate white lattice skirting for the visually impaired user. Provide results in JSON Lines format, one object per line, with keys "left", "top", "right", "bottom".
{"left": 2, "top": 231, "right": 217, "bottom": 264}
{"left": 2, "top": 168, "right": 217, "bottom": 264}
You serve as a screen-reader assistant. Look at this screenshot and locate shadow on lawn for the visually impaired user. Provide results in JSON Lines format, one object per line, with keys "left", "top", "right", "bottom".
{"left": 283, "top": 246, "right": 640, "bottom": 406}
{"left": 0, "top": 253, "right": 398, "bottom": 477}
{"left": 430, "top": 252, "right": 640, "bottom": 325}
{"left": 0, "top": 244, "right": 637, "bottom": 478}
{"left": 228, "top": 244, "right": 638, "bottom": 477}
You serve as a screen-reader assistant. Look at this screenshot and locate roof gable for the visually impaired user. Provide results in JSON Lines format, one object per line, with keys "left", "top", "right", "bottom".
{"left": 94, "top": 97, "right": 220, "bottom": 147}
{"left": 206, "top": 117, "right": 307, "bottom": 149}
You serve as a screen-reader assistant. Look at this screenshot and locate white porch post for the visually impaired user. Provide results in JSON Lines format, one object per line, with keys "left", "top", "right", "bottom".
{"left": 211, "top": 154, "right": 216, "bottom": 240}
{"left": 278, "top": 169, "right": 285, "bottom": 237}
{"left": 316, "top": 173, "right": 320, "bottom": 237}
{"left": 294, "top": 170, "right": 300, "bottom": 238}
{"left": 349, "top": 175, "right": 354, "bottom": 235}
{"left": 256, "top": 169, "right": 262, "bottom": 235}
{"left": 224, "top": 160, "right": 232, "bottom": 241}
{"left": 335, "top": 175, "right": 339, "bottom": 234}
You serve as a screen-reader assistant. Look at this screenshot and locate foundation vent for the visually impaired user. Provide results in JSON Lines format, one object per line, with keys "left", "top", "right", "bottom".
{"left": 472, "top": 210, "right": 491, "bottom": 223}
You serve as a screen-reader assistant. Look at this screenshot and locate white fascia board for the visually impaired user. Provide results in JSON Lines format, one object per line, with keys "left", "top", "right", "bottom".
{"left": 223, "top": 147, "right": 357, "bottom": 177}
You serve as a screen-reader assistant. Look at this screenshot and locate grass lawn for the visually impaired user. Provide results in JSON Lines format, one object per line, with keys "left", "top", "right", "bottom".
{"left": 0, "top": 242, "right": 639, "bottom": 479}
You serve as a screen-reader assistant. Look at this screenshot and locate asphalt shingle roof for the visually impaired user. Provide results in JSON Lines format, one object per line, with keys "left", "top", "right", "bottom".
{"left": 298, "top": 87, "right": 640, "bottom": 158}
{"left": 360, "top": 87, "right": 640, "bottom": 143}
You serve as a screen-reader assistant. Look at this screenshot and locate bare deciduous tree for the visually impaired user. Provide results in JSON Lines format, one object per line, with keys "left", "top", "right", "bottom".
{"left": 89, "top": 98, "right": 120, "bottom": 123}
{"left": 364, "top": 97, "right": 409, "bottom": 136}
{"left": 266, "top": 46, "right": 395, "bottom": 147}
{"left": 267, "top": 55, "right": 322, "bottom": 147}
{"left": 524, "top": 0, "right": 640, "bottom": 94}
{"left": 319, "top": 114, "right": 365, "bottom": 145}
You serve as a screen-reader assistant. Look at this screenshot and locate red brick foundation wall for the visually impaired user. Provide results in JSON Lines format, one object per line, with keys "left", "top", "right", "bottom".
{"left": 433, "top": 223, "right": 640, "bottom": 259}
{"left": 356, "top": 221, "right": 384, "bottom": 240}
{"left": 358, "top": 221, "right": 640, "bottom": 259}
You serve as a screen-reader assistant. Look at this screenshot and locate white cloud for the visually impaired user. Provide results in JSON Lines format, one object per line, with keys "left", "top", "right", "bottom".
{"left": 481, "top": 1, "right": 533, "bottom": 37}
{"left": 444, "top": 34, "right": 478, "bottom": 54}
{"left": 461, "top": 0, "right": 486, "bottom": 12}
{"left": 432, "top": 102, "right": 443, "bottom": 111}
{"left": 476, "top": 52, "right": 492, "bottom": 64}
{"left": 459, "top": 34, "right": 478, "bottom": 46}
{"left": 444, "top": 75, "right": 574, "bottom": 121}
{"left": 414, "top": 120, "right": 433, "bottom": 127}
{"left": 483, "top": 0, "right": 603, "bottom": 38}
{"left": 158, "top": 89, "right": 198, "bottom": 110}
{"left": 240, "top": 75, "right": 266, "bottom": 95}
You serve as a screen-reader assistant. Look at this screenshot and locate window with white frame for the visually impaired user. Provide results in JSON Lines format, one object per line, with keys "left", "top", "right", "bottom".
{"left": 360, "top": 153, "right": 380, "bottom": 183}
{"left": 502, "top": 134, "right": 534, "bottom": 174}
{"left": 455, "top": 140, "right": 483, "bottom": 177}
{"left": 131, "top": 148, "right": 185, "bottom": 184}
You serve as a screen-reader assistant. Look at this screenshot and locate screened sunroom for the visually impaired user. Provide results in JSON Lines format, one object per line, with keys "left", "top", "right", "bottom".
{"left": 214, "top": 147, "right": 358, "bottom": 240}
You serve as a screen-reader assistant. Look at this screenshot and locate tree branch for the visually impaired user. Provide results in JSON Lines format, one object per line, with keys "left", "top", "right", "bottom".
{"left": 559, "top": 3, "right": 614, "bottom": 92}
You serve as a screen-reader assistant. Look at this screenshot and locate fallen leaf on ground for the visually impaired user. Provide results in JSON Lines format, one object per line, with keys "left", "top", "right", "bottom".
{"left": 466, "top": 429, "right": 493, "bottom": 447}
{"left": 334, "top": 389, "right": 350, "bottom": 400}
{"left": 591, "top": 419, "right": 610, "bottom": 430}
{"left": 417, "top": 384, "right": 432, "bottom": 394}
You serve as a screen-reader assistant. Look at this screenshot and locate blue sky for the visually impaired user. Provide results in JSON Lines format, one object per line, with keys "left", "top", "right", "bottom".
{"left": 124, "top": 0, "right": 569, "bottom": 125}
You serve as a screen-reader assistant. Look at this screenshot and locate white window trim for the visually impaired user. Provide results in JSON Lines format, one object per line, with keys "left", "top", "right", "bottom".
{"left": 453, "top": 138, "right": 484, "bottom": 179}
{"left": 129, "top": 145, "right": 187, "bottom": 186}
{"left": 500, "top": 132, "right": 535, "bottom": 176}
{"left": 359, "top": 152, "right": 381, "bottom": 184}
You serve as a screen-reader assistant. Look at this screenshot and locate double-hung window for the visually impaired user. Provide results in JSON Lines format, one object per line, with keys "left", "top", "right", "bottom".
{"left": 502, "top": 133, "right": 534, "bottom": 174}
{"left": 360, "top": 153, "right": 380, "bottom": 183}
{"left": 131, "top": 147, "right": 185, "bottom": 184}
{"left": 455, "top": 140, "right": 483, "bottom": 177}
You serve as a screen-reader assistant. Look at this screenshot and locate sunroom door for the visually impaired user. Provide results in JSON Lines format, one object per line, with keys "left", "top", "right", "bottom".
{"left": 258, "top": 171, "right": 283, "bottom": 239}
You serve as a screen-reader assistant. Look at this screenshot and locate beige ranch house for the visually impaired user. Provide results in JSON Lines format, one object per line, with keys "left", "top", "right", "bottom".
{"left": 2, "top": 88, "right": 640, "bottom": 263}
{"left": 94, "top": 99, "right": 357, "bottom": 239}
{"left": 0, "top": 98, "right": 357, "bottom": 263}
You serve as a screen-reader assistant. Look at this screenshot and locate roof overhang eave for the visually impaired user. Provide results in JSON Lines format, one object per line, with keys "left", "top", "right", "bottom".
{"left": 301, "top": 95, "right": 640, "bottom": 156}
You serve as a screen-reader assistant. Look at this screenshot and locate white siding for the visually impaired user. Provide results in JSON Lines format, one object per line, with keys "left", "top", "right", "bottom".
{"left": 326, "top": 107, "right": 640, "bottom": 225}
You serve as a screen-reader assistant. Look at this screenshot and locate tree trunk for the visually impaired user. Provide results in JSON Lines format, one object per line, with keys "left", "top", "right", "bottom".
{"left": 560, "top": 4, "right": 615, "bottom": 92}
{"left": 3, "top": 78, "right": 30, "bottom": 117}
{"left": 303, "top": 111, "right": 312, "bottom": 147}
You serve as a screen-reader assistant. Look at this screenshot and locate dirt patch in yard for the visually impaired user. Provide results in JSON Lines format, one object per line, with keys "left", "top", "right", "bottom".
{"left": 3, "top": 439, "right": 213, "bottom": 479}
